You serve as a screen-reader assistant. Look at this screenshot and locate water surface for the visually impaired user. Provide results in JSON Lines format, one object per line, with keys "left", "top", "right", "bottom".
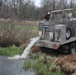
{"left": 0, "top": 56, "right": 35, "bottom": 75}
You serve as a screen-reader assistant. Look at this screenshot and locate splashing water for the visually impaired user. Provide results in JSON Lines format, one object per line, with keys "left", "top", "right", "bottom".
{"left": 8, "top": 36, "right": 40, "bottom": 59}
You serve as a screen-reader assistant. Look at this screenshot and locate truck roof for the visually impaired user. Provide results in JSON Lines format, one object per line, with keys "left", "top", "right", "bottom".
{"left": 52, "top": 10, "right": 63, "bottom": 13}
{"left": 63, "top": 8, "right": 73, "bottom": 11}
{"left": 51, "top": 9, "right": 73, "bottom": 15}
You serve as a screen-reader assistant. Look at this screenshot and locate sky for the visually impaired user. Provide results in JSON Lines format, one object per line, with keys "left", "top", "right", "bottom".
{"left": 31, "top": 0, "right": 41, "bottom": 7}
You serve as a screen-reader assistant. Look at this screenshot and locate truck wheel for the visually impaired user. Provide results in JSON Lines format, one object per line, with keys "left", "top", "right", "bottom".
{"left": 71, "top": 28, "right": 75, "bottom": 36}
{"left": 66, "top": 28, "right": 71, "bottom": 40}
{"left": 69, "top": 43, "right": 76, "bottom": 54}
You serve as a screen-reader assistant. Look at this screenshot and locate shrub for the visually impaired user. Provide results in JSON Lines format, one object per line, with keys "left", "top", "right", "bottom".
{"left": 61, "top": 64, "right": 75, "bottom": 74}
{"left": 72, "top": 71, "right": 76, "bottom": 75}
{"left": 0, "top": 46, "right": 23, "bottom": 56}
{"left": 0, "top": 21, "right": 38, "bottom": 47}
{"left": 24, "top": 53, "right": 65, "bottom": 75}
{"left": 0, "top": 21, "right": 16, "bottom": 47}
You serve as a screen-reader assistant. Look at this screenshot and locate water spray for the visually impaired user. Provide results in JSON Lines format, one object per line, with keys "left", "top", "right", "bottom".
{"left": 8, "top": 36, "right": 41, "bottom": 59}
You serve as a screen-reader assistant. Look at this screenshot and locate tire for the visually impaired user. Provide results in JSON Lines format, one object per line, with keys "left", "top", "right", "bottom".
{"left": 66, "top": 28, "right": 72, "bottom": 40}
{"left": 69, "top": 43, "right": 76, "bottom": 54}
{"left": 71, "top": 28, "right": 75, "bottom": 36}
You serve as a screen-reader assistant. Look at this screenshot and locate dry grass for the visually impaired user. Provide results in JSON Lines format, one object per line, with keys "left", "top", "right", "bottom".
{"left": 0, "top": 20, "right": 38, "bottom": 47}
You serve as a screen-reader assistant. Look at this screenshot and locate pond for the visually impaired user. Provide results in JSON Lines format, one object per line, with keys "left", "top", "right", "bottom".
{"left": 0, "top": 56, "right": 35, "bottom": 75}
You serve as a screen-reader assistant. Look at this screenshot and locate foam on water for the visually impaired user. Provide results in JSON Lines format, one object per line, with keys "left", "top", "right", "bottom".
{"left": 8, "top": 37, "right": 40, "bottom": 59}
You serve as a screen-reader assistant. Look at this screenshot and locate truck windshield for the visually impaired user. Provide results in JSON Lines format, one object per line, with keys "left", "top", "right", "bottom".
{"left": 50, "top": 9, "right": 73, "bottom": 24}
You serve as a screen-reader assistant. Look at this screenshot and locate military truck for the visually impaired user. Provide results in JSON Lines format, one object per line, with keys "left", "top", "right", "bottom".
{"left": 35, "top": 9, "right": 76, "bottom": 54}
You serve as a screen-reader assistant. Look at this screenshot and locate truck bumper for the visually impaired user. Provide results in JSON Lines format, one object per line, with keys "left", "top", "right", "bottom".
{"left": 34, "top": 40, "right": 61, "bottom": 50}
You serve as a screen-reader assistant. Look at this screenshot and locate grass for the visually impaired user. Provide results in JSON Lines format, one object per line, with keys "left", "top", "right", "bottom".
{"left": 24, "top": 53, "right": 65, "bottom": 75}
{"left": 24, "top": 52, "right": 76, "bottom": 75}
{"left": 0, "top": 46, "right": 23, "bottom": 56}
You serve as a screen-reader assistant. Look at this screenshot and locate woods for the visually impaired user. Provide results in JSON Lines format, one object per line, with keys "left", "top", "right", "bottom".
{"left": 0, "top": 0, "right": 76, "bottom": 21}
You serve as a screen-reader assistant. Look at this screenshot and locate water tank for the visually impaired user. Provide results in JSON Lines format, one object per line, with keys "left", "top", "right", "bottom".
{"left": 55, "top": 25, "right": 66, "bottom": 42}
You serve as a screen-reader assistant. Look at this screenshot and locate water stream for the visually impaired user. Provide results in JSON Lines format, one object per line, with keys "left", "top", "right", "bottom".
{"left": 8, "top": 36, "right": 40, "bottom": 59}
